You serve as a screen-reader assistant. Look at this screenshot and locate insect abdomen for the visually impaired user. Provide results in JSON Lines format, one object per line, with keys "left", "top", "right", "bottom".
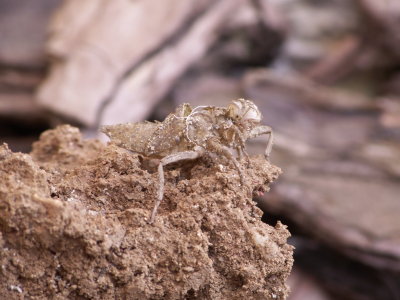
{"left": 100, "top": 122, "right": 158, "bottom": 155}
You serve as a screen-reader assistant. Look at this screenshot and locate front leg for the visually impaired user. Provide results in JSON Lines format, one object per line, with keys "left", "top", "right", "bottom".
{"left": 207, "top": 138, "right": 246, "bottom": 186}
{"left": 248, "top": 125, "right": 274, "bottom": 159}
{"left": 149, "top": 147, "right": 204, "bottom": 224}
{"left": 231, "top": 125, "right": 251, "bottom": 166}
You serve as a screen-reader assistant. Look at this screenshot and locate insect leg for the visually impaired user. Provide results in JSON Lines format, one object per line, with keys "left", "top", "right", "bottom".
{"left": 207, "top": 139, "right": 246, "bottom": 186}
{"left": 149, "top": 147, "right": 204, "bottom": 224}
{"left": 232, "top": 125, "right": 251, "bottom": 166}
{"left": 236, "top": 146, "right": 243, "bottom": 160}
{"left": 248, "top": 125, "right": 274, "bottom": 159}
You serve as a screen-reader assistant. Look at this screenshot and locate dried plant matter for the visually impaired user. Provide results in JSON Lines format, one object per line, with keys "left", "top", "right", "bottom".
{"left": 101, "top": 99, "right": 273, "bottom": 223}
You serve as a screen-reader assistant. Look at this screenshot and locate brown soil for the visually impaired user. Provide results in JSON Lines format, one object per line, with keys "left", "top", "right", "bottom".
{"left": 0, "top": 125, "right": 293, "bottom": 300}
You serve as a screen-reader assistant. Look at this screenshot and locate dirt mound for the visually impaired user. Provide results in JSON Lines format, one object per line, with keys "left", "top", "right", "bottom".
{"left": 0, "top": 125, "right": 293, "bottom": 299}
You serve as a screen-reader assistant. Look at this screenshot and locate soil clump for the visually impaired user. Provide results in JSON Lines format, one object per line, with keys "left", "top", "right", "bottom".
{"left": 0, "top": 125, "right": 292, "bottom": 299}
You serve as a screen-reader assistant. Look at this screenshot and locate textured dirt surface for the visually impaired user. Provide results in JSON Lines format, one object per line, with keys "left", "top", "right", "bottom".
{"left": 0, "top": 125, "right": 293, "bottom": 299}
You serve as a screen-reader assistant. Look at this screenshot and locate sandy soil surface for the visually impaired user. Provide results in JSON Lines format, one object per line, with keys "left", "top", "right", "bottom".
{"left": 0, "top": 125, "right": 293, "bottom": 299}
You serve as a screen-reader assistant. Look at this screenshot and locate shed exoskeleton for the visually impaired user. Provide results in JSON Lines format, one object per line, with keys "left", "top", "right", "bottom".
{"left": 101, "top": 99, "right": 273, "bottom": 223}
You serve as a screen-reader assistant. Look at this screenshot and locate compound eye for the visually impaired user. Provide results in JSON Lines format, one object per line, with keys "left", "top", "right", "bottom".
{"left": 228, "top": 103, "right": 241, "bottom": 120}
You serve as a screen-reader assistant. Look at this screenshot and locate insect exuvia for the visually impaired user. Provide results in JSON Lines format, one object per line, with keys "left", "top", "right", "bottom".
{"left": 101, "top": 99, "right": 273, "bottom": 223}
